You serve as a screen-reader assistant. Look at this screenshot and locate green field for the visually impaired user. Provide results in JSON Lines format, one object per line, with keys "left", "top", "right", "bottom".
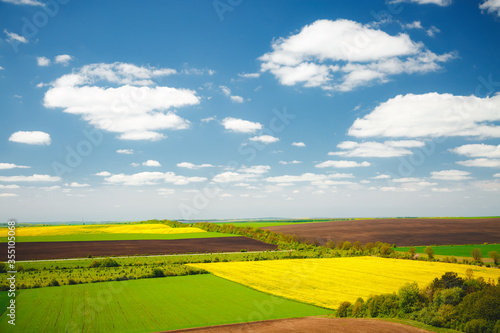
{"left": 0, "top": 275, "right": 331, "bottom": 333}
{"left": 0, "top": 232, "right": 234, "bottom": 243}
{"left": 397, "top": 244, "right": 500, "bottom": 257}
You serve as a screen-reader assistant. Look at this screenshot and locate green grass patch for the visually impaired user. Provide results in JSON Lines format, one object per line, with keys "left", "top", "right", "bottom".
{"left": 0, "top": 232, "right": 234, "bottom": 243}
{"left": 0, "top": 274, "right": 331, "bottom": 332}
{"left": 397, "top": 244, "right": 500, "bottom": 258}
{"left": 0, "top": 291, "right": 11, "bottom": 317}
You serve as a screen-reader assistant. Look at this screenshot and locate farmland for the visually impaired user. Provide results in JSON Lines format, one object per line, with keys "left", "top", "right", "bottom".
{"left": 190, "top": 256, "right": 500, "bottom": 309}
{"left": 397, "top": 244, "right": 500, "bottom": 258}
{"left": 264, "top": 218, "right": 500, "bottom": 246}
{"left": 0, "top": 275, "right": 331, "bottom": 333}
{"left": 3, "top": 223, "right": 208, "bottom": 237}
{"left": 2, "top": 237, "right": 277, "bottom": 260}
{"left": 0, "top": 232, "right": 233, "bottom": 243}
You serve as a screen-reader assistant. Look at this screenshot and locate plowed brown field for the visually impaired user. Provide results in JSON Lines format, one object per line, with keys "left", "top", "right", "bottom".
{"left": 264, "top": 218, "right": 500, "bottom": 246}
{"left": 4, "top": 236, "right": 277, "bottom": 260}
{"left": 164, "top": 317, "right": 433, "bottom": 333}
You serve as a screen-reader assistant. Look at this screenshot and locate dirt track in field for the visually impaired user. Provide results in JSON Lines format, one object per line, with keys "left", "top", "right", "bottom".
{"left": 164, "top": 317, "right": 433, "bottom": 333}
{"left": 2, "top": 237, "right": 276, "bottom": 261}
{"left": 264, "top": 218, "right": 500, "bottom": 246}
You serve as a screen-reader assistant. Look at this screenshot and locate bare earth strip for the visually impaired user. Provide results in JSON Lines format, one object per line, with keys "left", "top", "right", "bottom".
{"left": 264, "top": 218, "right": 500, "bottom": 246}
{"left": 1, "top": 237, "right": 277, "bottom": 260}
{"left": 164, "top": 317, "right": 433, "bottom": 333}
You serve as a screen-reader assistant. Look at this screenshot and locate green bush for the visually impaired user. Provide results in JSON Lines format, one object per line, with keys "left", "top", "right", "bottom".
{"left": 398, "top": 282, "right": 421, "bottom": 314}
{"left": 337, "top": 301, "right": 352, "bottom": 317}
{"left": 48, "top": 279, "right": 60, "bottom": 287}
{"left": 464, "top": 319, "right": 491, "bottom": 333}
{"left": 152, "top": 268, "right": 165, "bottom": 278}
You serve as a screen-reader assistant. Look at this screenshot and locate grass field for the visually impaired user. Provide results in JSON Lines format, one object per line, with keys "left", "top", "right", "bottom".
{"left": 0, "top": 275, "right": 331, "bottom": 333}
{"left": 0, "top": 232, "right": 233, "bottom": 243}
{"left": 396, "top": 244, "right": 500, "bottom": 258}
{"left": 190, "top": 257, "right": 500, "bottom": 309}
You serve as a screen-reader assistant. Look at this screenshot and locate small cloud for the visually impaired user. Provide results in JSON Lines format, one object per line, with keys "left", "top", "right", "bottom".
{"left": 54, "top": 54, "right": 73, "bottom": 66}
{"left": 157, "top": 188, "right": 175, "bottom": 196}
{"left": 66, "top": 182, "right": 90, "bottom": 188}
{"left": 0, "top": 163, "right": 30, "bottom": 170}
{"left": 249, "top": 135, "right": 279, "bottom": 144}
{"left": 1, "top": 0, "right": 44, "bottom": 6}
{"left": 177, "top": 162, "right": 214, "bottom": 169}
{"left": 130, "top": 163, "right": 140, "bottom": 167}
{"left": 9, "top": 131, "right": 51, "bottom": 145}
{"left": 426, "top": 26, "right": 440, "bottom": 37}
{"left": 238, "top": 72, "right": 260, "bottom": 79}
{"left": 201, "top": 116, "right": 216, "bottom": 123}
{"left": 494, "top": 173, "right": 500, "bottom": 178}
{"left": 0, "top": 184, "right": 20, "bottom": 189}
{"left": 0, "top": 193, "right": 18, "bottom": 197}
{"left": 4, "top": 29, "right": 28, "bottom": 44}
{"left": 457, "top": 158, "right": 500, "bottom": 168}
{"left": 431, "top": 170, "right": 472, "bottom": 181}
{"left": 117, "top": 149, "right": 134, "bottom": 155}
{"left": 403, "top": 21, "right": 423, "bottom": 29}
{"left": 143, "top": 160, "right": 161, "bottom": 167}
{"left": 315, "top": 160, "right": 371, "bottom": 168}
{"left": 291, "top": 142, "right": 306, "bottom": 147}
{"left": 279, "top": 160, "right": 302, "bottom": 165}
{"left": 371, "top": 174, "right": 391, "bottom": 179}
{"left": 230, "top": 95, "right": 244, "bottom": 103}
{"left": 480, "top": 0, "right": 500, "bottom": 17}
{"left": 0, "top": 174, "right": 60, "bottom": 182}
{"left": 95, "top": 171, "right": 111, "bottom": 176}
{"left": 221, "top": 117, "right": 262, "bottom": 134}
{"left": 37, "top": 56, "right": 51, "bottom": 67}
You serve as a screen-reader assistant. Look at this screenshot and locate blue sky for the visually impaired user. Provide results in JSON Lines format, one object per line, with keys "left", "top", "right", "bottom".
{"left": 1, "top": 0, "right": 500, "bottom": 222}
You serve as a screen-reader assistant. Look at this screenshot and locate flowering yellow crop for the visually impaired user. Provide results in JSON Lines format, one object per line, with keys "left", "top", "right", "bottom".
{"left": 13, "top": 223, "right": 206, "bottom": 237}
{"left": 190, "top": 257, "right": 500, "bottom": 309}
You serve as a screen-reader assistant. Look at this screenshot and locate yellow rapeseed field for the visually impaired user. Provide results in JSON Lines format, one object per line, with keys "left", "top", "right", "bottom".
{"left": 13, "top": 223, "right": 207, "bottom": 237}
{"left": 190, "top": 256, "right": 500, "bottom": 309}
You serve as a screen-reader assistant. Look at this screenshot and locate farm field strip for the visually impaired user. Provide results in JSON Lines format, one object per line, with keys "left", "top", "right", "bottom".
{"left": 0, "top": 275, "right": 331, "bottom": 333}
{"left": 190, "top": 256, "right": 500, "bottom": 309}
{"left": 4, "top": 223, "right": 206, "bottom": 237}
{"left": 0, "top": 231, "right": 233, "bottom": 243}
{"left": 396, "top": 244, "right": 500, "bottom": 257}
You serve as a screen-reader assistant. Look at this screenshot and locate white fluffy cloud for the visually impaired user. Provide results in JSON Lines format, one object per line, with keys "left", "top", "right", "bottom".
{"left": 329, "top": 140, "right": 424, "bottom": 157}
{"left": 37, "top": 57, "right": 50, "bottom": 66}
{"left": 221, "top": 117, "right": 262, "bottom": 133}
{"left": 457, "top": 158, "right": 500, "bottom": 168}
{"left": 142, "top": 160, "right": 161, "bottom": 167}
{"left": 54, "top": 54, "right": 73, "bottom": 66}
{"left": 0, "top": 193, "right": 18, "bottom": 197}
{"left": 95, "top": 171, "right": 111, "bottom": 176}
{"left": 259, "top": 19, "right": 454, "bottom": 91}
{"left": 431, "top": 170, "right": 471, "bottom": 180}
{"left": 0, "top": 174, "right": 60, "bottom": 182}
{"left": 238, "top": 72, "right": 260, "bottom": 79}
{"left": 249, "top": 135, "right": 279, "bottom": 144}
{"left": 177, "top": 162, "right": 214, "bottom": 169}
{"left": 292, "top": 142, "right": 306, "bottom": 147}
{"left": 349, "top": 93, "right": 500, "bottom": 138}
{"left": 9, "top": 131, "right": 51, "bottom": 145}
{"left": 104, "top": 172, "right": 206, "bottom": 186}
{"left": 480, "top": 0, "right": 500, "bottom": 17}
{"left": 451, "top": 144, "right": 500, "bottom": 158}
{"left": 220, "top": 85, "right": 244, "bottom": 103}
{"left": 239, "top": 165, "right": 270, "bottom": 174}
{"left": 315, "top": 160, "right": 371, "bottom": 168}
{"left": 44, "top": 62, "right": 197, "bottom": 141}
{"left": 0, "top": 163, "right": 30, "bottom": 170}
